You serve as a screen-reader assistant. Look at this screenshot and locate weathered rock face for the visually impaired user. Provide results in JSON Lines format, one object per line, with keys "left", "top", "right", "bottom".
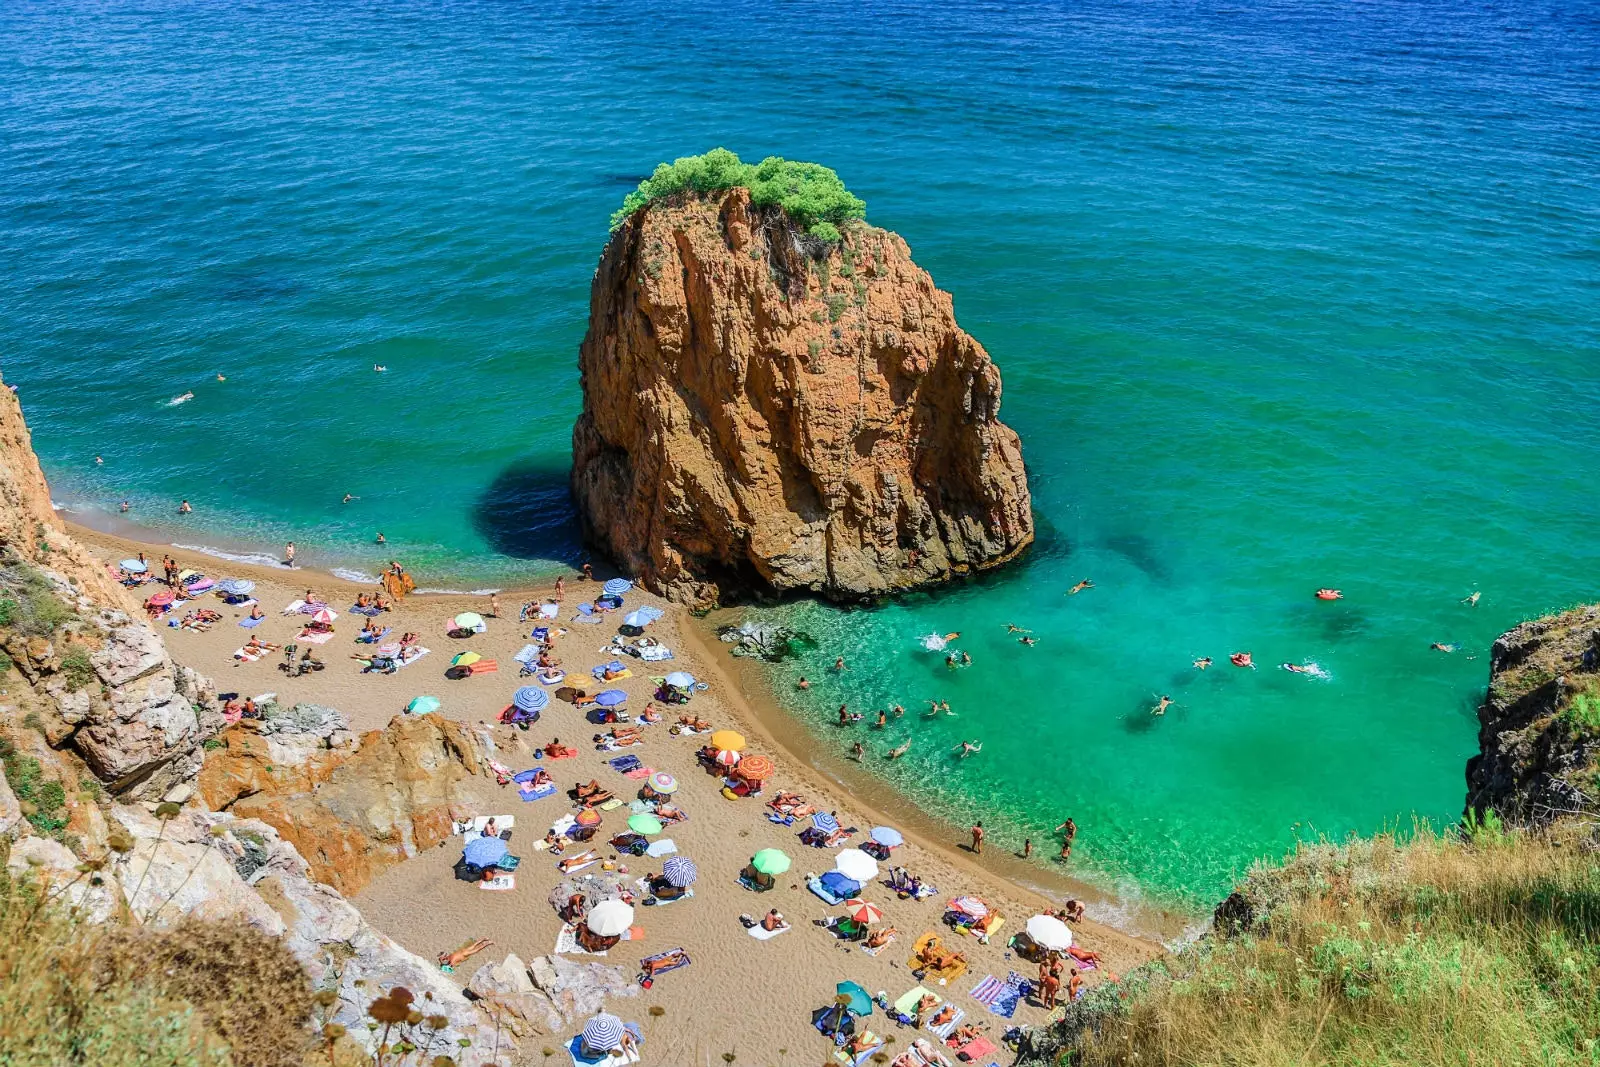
{"left": 571, "top": 188, "right": 1033, "bottom": 606}
{"left": 0, "top": 379, "right": 217, "bottom": 798}
{"left": 1466, "top": 603, "right": 1600, "bottom": 827}
{"left": 212, "top": 712, "right": 486, "bottom": 896}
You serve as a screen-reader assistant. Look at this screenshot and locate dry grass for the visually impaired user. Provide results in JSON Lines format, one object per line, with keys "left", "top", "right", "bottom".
{"left": 1053, "top": 822, "right": 1600, "bottom": 1067}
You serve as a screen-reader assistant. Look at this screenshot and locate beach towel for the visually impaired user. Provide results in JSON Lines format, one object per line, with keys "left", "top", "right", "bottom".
{"left": 513, "top": 643, "right": 539, "bottom": 667}
{"left": 968, "top": 973, "right": 1025, "bottom": 1018}
{"left": 607, "top": 754, "right": 643, "bottom": 775}
{"left": 894, "top": 987, "right": 940, "bottom": 1019}
{"left": 349, "top": 604, "right": 382, "bottom": 616}
{"left": 862, "top": 932, "right": 898, "bottom": 956}
{"left": 559, "top": 858, "right": 598, "bottom": 875}
{"left": 746, "top": 922, "right": 790, "bottom": 940}
{"left": 808, "top": 876, "right": 850, "bottom": 906}
{"left": 393, "top": 646, "right": 430, "bottom": 669}
{"left": 643, "top": 838, "right": 676, "bottom": 857}
{"left": 565, "top": 1024, "right": 642, "bottom": 1067}
{"left": 925, "top": 1006, "right": 965, "bottom": 1040}
{"left": 834, "top": 1033, "right": 885, "bottom": 1067}
{"left": 518, "top": 782, "right": 557, "bottom": 802}
{"left": 599, "top": 797, "right": 623, "bottom": 811}
{"left": 469, "top": 659, "right": 498, "bottom": 674}
{"left": 238, "top": 616, "right": 264, "bottom": 629}
{"left": 233, "top": 647, "right": 264, "bottom": 662}
{"left": 455, "top": 815, "right": 514, "bottom": 836}
{"left": 280, "top": 600, "right": 306, "bottom": 615}
{"left": 637, "top": 948, "right": 690, "bottom": 979}
{"left": 554, "top": 923, "right": 605, "bottom": 956}
{"left": 296, "top": 630, "right": 335, "bottom": 645}
{"left": 356, "top": 627, "right": 393, "bottom": 644}
{"left": 636, "top": 644, "right": 673, "bottom": 662}
{"left": 951, "top": 1034, "right": 997, "bottom": 1062}
{"left": 539, "top": 602, "right": 560, "bottom": 619}
{"left": 480, "top": 873, "right": 516, "bottom": 891}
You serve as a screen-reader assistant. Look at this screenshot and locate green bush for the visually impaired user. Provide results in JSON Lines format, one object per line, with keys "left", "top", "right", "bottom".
{"left": 610, "top": 148, "right": 865, "bottom": 240}
{"left": 0, "top": 741, "right": 69, "bottom": 839}
{"left": 59, "top": 647, "right": 94, "bottom": 692}
{"left": 0, "top": 562, "right": 75, "bottom": 637}
{"left": 1561, "top": 692, "right": 1600, "bottom": 735}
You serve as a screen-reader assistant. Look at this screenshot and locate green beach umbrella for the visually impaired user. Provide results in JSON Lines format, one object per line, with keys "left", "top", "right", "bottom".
{"left": 454, "top": 612, "right": 484, "bottom": 630}
{"left": 835, "top": 980, "right": 873, "bottom": 1016}
{"left": 627, "top": 813, "right": 663, "bottom": 836}
{"left": 406, "top": 695, "right": 441, "bottom": 715}
{"left": 750, "top": 848, "right": 790, "bottom": 876}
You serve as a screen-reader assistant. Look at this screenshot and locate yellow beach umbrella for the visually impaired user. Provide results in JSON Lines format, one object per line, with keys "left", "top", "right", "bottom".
{"left": 451, "top": 651, "right": 481, "bottom": 667}
{"left": 709, "top": 730, "right": 745, "bottom": 752}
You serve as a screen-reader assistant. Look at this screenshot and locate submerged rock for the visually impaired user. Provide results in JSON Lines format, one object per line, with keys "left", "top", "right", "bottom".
{"left": 572, "top": 187, "right": 1033, "bottom": 606}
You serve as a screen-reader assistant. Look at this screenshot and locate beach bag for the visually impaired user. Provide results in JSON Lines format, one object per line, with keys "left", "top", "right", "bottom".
{"left": 453, "top": 859, "right": 485, "bottom": 883}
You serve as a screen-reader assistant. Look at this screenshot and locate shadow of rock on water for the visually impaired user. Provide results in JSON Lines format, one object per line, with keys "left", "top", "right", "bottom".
{"left": 472, "top": 458, "right": 585, "bottom": 565}
{"left": 1097, "top": 532, "right": 1170, "bottom": 584}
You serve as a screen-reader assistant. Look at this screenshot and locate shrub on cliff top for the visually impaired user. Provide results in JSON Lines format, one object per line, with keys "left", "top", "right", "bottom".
{"left": 610, "top": 148, "right": 865, "bottom": 241}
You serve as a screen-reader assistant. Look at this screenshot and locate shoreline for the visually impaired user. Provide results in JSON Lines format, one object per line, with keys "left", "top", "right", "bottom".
{"left": 67, "top": 517, "right": 1182, "bottom": 948}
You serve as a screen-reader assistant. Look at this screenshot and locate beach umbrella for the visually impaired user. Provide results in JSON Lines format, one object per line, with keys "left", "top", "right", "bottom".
{"left": 949, "top": 895, "right": 989, "bottom": 918}
{"left": 621, "top": 610, "right": 652, "bottom": 628}
{"left": 835, "top": 980, "right": 873, "bottom": 1017}
{"left": 869, "top": 827, "right": 904, "bottom": 848}
{"left": 662, "top": 857, "right": 698, "bottom": 887}
{"left": 594, "top": 689, "right": 627, "bottom": 707}
{"left": 627, "top": 812, "right": 663, "bottom": 836}
{"left": 833, "top": 849, "right": 879, "bottom": 883}
{"left": 750, "top": 848, "right": 791, "bottom": 876}
{"left": 217, "top": 578, "right": 254, "bottom": 595}
{"left": 512, "top": 686, "right": 549, "bottom": 713}
{"left": 585, "top": 899, "right": 634, "bottom": 937}
{"left": 575, "top": 808, "right": 602, "bottom": 828}
{"left": 842, "top": 898, "right": 884, "bottom": 924}
{"left": 146, "top": 591, "right": 174, "bottom": 607}
{"left": 406, "top": 695, "right": 441, "bottom": 715}
{"left": 647, "top": 771, "right": 678, "bottom": 794}
{"left": 178, "top": 569, "right": 200, "bottom": 582}
{"left": 311, "top": 607, "right": 337, "bottom": 624}
{"left": 811, "top": 812, "right": 841, "bottom": 835}
{"left": 453, "top": 611, "right": 484, "bottom": 630}
{"left": 451, "top": 651, "right": 481, "bottom": 667}
{"left": 580, "top": 1013, "right": 626, "bottom": 1054}
{"left": 713, "top": 749, "right": 740, "bottom": 768}
{"left": 119, "top": 558, "right": 148, "bottom": 573}
{"left": 602, "top": 578, "right": 632, "bottom": 596}
{"left": 734, "top": 754, "right": 774, "bottom": 781}
{"left": 663, "top": 671, "right": 696, "bottom": 689}
{"left": 1025, "top": 914, "right": 1074, "bottom": 952}
{"left": 708, "top": 730, "right": 745, "bottom": 752}
{"left": 462, "top": 836, "right": 509, "bottom": 868}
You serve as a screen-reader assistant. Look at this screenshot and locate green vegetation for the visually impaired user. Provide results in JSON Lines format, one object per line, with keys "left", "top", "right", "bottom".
{"left": 1045, "top": 822, "right": 1600, "bottom": 1067}
{"left": 59, "top": 647, "right": 94, "bottom": 692}
{"left": 0, "top": 559, "right": 75, "bottom": 637}
{"left": 610, "top": 148, "right": 866, "bottom": 241}
{"left": 0, "top": 737, "right": 68, "bottom": 839}
{"left": 1561, "top": 688, "right": 1600, "bottom": 736}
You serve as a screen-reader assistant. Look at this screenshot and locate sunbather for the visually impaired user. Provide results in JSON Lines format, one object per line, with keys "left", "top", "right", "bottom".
{"left": 640, "top": 703, "right": 662, "bottom": 724}
{"left": 655, "top": 803, "right": 687, "bottom": 825}
{"left": 640, "top": 948, "right": 687, "bottom": 976}
{"left": 437, "top": 938, "right": 493, "bottom": 972}
{"left": 573, "top": 779, "right": 607, "bottom": 800}
{"left": 544, "top": 738, "right": 579, "bottom": 758}
{"left": 760, "top": 908, "right": 786, "bottom": 931}
{"left": 928, "top": 1004, "right": 957, "bottom": 1029}
{"left": 557, "top": 851, "right": 596, "bottom": 873}
{"left": 914, "top": 993, "right": 940, "bottom": 1023}
{"left": 864, "top": 925, "right": 898, "bottom": 949}
{"left": 1067, "top": 944, "right": 1101, "bottom": 966}
{"left": 953, "top": 1023, "right": 983, "bottom": 1044}
{"left": 846, "top": 1031, "right": 878, "bottom": 1056}
{"left": 678, "top": 715, "right": 712, "bottom": 731}
{"left": 526, "top": 768, "right": 553, "bottom": 788}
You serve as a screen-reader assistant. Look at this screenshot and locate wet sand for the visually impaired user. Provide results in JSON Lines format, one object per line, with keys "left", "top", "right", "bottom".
{"left": 71, "top": 522, "right": 1165, "bottom": 1060}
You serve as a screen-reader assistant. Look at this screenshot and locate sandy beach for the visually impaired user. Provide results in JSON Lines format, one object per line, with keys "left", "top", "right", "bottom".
{"left": 70, "top": 522, "right": 1163, "bottom": 1063}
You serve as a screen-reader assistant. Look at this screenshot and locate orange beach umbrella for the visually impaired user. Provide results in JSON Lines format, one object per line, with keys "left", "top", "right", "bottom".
{"left": 734, "top": 754, "right": 774, "bottom": 781}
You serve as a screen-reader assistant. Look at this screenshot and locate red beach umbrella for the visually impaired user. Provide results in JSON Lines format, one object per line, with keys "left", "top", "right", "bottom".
{"left": 713, "top": 749, "right": 741, "bottom": 768}
{"left": 843, "top": 899, "right": 883, "bottom": 924}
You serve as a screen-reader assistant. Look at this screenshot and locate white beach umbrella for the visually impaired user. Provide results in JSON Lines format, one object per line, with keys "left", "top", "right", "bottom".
{"left": 585, "top": 898, "right": 635, "bottom": 937}
{"left": 1025, "top": 913, "right": 1073, "bottom": 952}
{"left": 833, "top": 848, "right": 879, "bottom": 883}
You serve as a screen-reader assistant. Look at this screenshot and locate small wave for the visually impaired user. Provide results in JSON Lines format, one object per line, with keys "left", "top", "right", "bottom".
{"left": 414, "top": 586, "right": 502, "bottom": 596}
{"left": 171, "top": 543, "right": 286, "bottom": 569}
{"left": 166, "top": 393, "right": 195, "bottom": 407}
{"left": 919, "top": 633, "right": 949, "bottom": 651}
{"left": 330, "top": 567, "right": 380, "bottom": 584}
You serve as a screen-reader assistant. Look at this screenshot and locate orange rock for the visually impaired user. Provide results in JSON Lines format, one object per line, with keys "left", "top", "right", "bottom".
{"left": 571, "top": 188, "right": 1033, "bottom": 606}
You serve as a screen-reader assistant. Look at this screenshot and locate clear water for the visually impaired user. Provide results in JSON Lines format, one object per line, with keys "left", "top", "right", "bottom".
{"left": 4, "top": 1, "right": 1597, "bottom": 907}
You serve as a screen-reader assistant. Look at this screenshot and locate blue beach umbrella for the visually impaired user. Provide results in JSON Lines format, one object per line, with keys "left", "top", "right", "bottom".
{"left": 870, "top": 827, "right": 904, "bottom": 847}
{"left": 663, "top": 671, "right": 696, "bottom": 689}
{"left": 594, "top": 689, "right": 627, "bottom": 707}
{"left": 216, "top": 578, "right": 255, "bottom": 596}
{"left": 513, "top": 686, "right": 549, "bottom": 713}
{"left": 812, "top": 811, "right": 841, "bottom": 835}
{"left": 462, "top": 836, "right": 508, "bottom": 867}
{"left": 621, "top": 609, "right": 651, "bottom": 628}
{"left": 119, "top": 559, "right": 148, "bottom": 573}
{"left": 835, "top": 980, "right": 873, "bottom": 1016}
{"left": 662, "top": 856, "right": 697, "bottom": 887}
{"left": 602, "top": 578, "right": 632, "bottom": 596}
{"left": 581, "top": 1013, "right": 625, "bottom": 1054}
{"left": 406, "top": 695, "right": 441, "bottom": 715}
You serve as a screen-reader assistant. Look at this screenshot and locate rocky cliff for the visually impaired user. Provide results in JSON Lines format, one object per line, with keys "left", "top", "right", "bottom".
{"left": 1466, "top": 602, "right": 1600, "bottom": 826}
{"left": 571, "top": 188, "right": 1033, "bottom": 606}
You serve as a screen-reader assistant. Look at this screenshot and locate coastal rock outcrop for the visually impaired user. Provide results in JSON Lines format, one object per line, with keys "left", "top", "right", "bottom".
{"left": 1466, "top": 603, "right": 1600, "bottom": 826}
{"left": 212, "top": 712, "right": 487, "bottom": 896}
{"left": 571, "top": 188, "right": 1033, "bottom": 606}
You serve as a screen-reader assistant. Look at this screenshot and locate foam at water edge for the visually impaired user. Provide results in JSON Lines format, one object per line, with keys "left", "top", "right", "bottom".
{"left": 414, "top": 587, "right": 503, "bottom": 596}
{"left": 331, "top": 567, "right": 381, "bottom": 584}
{"left": 171, "top": 543, "right": 288, "bottom": 569}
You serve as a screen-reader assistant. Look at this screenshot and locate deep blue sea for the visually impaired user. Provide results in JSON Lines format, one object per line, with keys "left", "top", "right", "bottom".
{"left": 3, "top": 0, "right": 1597, "bottom": 909}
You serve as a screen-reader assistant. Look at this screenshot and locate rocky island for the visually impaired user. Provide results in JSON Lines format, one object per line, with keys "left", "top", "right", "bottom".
{"left": 570, "top": 149, "right": 1033, "bottom": 606}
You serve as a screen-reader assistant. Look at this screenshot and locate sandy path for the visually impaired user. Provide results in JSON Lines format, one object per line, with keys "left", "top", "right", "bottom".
{"left": 73, "top": 525, "right": 1163, "bottom": 1063}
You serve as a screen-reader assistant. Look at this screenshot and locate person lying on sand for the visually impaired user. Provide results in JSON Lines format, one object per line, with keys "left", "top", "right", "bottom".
{"left": 914, "top": 993, "right": 941, "bottom": 1023}
{"left": 929, "top": 1004, "right": 957, "bottom": 1028}
{"left": 953, "top": 1023, "right": 984, "bottom": 1044}
{"left": 437, "top": 938, "right": 493, "bottom": 972}
{"left": 573, "top": 779, "right": 608, "bottom": 800}
{"left": 655, "top": 803, "right": 687, "bottom": 825}
{"left": 845, "top": 1031, "right": 878, "bottom": 1056}
{"left": 864, "top": 925, "right": 898, "bottom": 949}
{"left": 641, "top": 949, "right": 688, "bottom": 977}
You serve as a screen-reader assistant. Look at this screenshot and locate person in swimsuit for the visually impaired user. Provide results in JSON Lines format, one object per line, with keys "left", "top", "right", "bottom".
{"left": 1067, "top": 579, "right": 1094, "bottom": 595}
{"left": 1194, "top": 656, "right": 1213, "bottom": 670}
{"left": 887, "top": 739, "right": 911, "bottom": 760}
{"left": 1152, "top": 695, "right": 1173, "bottom": 715}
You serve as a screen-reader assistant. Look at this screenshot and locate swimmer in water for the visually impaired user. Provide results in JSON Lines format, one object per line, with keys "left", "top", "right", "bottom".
{"left": 1281, "top": 662, "right": 1314, "bottom": 674}
{"left": 1315, "top": 588, "right": 1343, "bottom": 600}
{"left": 892, "top": 703, "right": 905, "bottom": 718}
{"left": 875, "top": 708, "right": 887, "bottom": 728}
{"left": 850, "top": 741, "right": 865, "bottom": 761}
{"left": 1194, "top": 656, "right": 1213, "bottom": 670}
{"left": 1152, "top": 695, "right": 1173, "bottom": 716}
{"left": 177, "top": 499, "right": 192, "bottom": 514}
{"left": 1431, "top": 643, "right": 1457, "bottom": 653}
{"left": 1019, "top": 635, "right": 1037, "bottom": 646}
{"left": 342, "top": 493, "right": 358, "bottom": 504}
{"left": 119, "top": 500, "right": 130, "bottom": 513}
{"left": 94, "top": 455, "right": 103, "bottom": 465}
{"left": 944, "top": 632, "right": 961, "bottom": 642}
{"left": 1067, "top": 579, "right": 1094, "bottom": 595}
{"left": 1462, "top": 591, "right": 1481, "bottom": 606}
{"left": 833, "top": 656, "right": 846, "bottom": 672}
{"left": 797, "top": 677, "right": 809, "bottom": 690}
{"left": 887, "top": 739, "right": 911, "bottom": 760}
{"left": 1230, "top": 652, "right": 1255, "bottom": 669}
{"left": 170, "top": 391, "right": 194, "bottom": 405}
{"left": 1006, "top": 623, "right": 1031, "bottom": 633}
{"left": 954, "top": 739, "right": 982, "bottom": 758}
{"left": 375, "top": 531, "right": 386, "bottom": 544}
{"left": 373, "top": 364, "right": 387, "bottom": 372}
{"left": 960, "top": 651, "right": 972, "bottom": 666}
{"left": 946, "top": 653, "right": 958, "bottom": 668}
{"left": 216, "top": 373, "right": 226, "bottom": 381}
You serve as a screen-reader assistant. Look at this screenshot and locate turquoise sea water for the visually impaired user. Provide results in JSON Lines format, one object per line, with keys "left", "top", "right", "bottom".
{"left": 4, "top": 1, "right": 1597, "bottom": 908}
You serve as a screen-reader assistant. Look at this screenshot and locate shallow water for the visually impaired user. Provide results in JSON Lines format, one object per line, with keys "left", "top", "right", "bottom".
{"left": 4, "top": 0, "right": 1597, "bottom": 907}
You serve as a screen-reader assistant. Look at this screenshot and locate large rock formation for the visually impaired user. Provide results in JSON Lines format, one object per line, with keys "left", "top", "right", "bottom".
{"left": 571, "top": 188, "right": 1033, "bottom": 606}
{"left": 1466, "top": 603, "right": 1600, "bottom": 826}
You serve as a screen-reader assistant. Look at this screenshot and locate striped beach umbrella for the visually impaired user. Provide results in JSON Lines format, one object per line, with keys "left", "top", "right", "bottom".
{"left": 713, "top": 749, "right": 740, "bottom": 768}
{"left": 662, "top": 857, "right": 697, "bottom": 887}
{"left": 811, "top": 811, "right": 840, "bottom": 835}
{"left": 734, "top": 754, "right": 774, "bottom": 781}
{"left": 580, "top": 1013, "right": 625, "bottom": 1053}
{"left": 647, "top": 771, "right": 678, "bottom": 794}
{"left": 575, "top": 808, "right": 602, "bottom": 827}
{"left": 843, "top": 898, "right": 883, "bottom": 924}
{"left": 311, "top": 607, "right": 337, "bottom": 624}
{"left": 602, "top": 578, "right": 632, "bottom": 596}
{"left": 512, "top": 686, "right": 549, "bottom": 712}
{"left": 146, "top": 590, "right": 174, "bottom": 607}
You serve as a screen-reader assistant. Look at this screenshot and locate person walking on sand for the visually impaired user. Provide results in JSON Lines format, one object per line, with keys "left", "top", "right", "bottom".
{"left": 970, "top": 821, "right": 985, "bottom": 854}
{"left": 1023, "top": 838, "right": 1033, "bottom": 859}
{"left": 488, "top": 592, "right": 500, "bottom": 618}
{"left": 554, "top": 576, "right": 565, "bottom": 601}
{"left": 284, "top": 542, "right": 296, "bottom": 568}
{"left": 1067, "top": 579, "right": 1094, "bottom": 595}
{"left": 581, "top": 562, "right": 593, "bottom": 581}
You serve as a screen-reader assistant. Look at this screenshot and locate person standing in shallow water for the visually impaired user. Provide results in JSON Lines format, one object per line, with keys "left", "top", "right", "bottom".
{"left": 284, "top": 542, "right": 295, "bottom": 567}
{"left": 970, "top": 821, "right": 984, "bottom": 854}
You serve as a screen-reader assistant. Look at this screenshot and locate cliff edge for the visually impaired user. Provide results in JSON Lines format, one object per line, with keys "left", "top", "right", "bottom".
{"left": 571, "top": 182, "right": 1033, "bottom": 606}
